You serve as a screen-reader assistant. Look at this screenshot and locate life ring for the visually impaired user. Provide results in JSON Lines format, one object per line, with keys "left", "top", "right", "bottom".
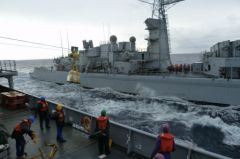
{"left": 81, "top": 116, "right": 91, "bottom": 132}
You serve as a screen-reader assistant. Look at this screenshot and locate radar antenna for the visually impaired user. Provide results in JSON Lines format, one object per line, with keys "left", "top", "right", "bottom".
{"left": 139, "top": 0, "right": 184, "bottom": 18}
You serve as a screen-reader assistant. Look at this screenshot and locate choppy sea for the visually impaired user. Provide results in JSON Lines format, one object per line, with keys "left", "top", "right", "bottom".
{"left": 1, "top": 53, "right": 240, "bottom": 158}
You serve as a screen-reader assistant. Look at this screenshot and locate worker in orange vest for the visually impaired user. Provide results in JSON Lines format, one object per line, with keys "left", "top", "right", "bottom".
{"left": 35, "top": 96, "right": 50, "bottom": 130}
{"left": 11, "top": 115, "right": 36, "bottom": 159}
{"left": 52, "top": 104, "right": 66, "bottom": 143}
{"left": 151, "top": 123, "right": 175, "bottom": 159}
{"left": 95, "top": 109, "right": 110, "bottom": 156}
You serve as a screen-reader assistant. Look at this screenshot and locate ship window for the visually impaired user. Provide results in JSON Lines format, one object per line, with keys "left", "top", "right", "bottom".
{"left": 208, "top": 65, "right": 211, "bottom": 71}
{"left": 142, "top": 54, "right": 144, "bottom": 60}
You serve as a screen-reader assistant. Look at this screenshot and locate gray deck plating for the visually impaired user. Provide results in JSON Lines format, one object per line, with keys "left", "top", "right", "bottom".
{"left": 1, "top": 108, "right": 133, "bottom": 159}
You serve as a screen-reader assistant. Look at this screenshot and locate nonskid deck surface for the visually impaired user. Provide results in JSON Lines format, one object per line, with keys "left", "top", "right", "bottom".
{"left": 1, "top": 108, "right": 134, "bottom": 159}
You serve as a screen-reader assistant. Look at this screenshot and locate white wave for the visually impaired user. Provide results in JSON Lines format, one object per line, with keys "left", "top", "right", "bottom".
{"left": 135, "top": 83, "right": 157, "bottom": 97}
{"left": 90, "top": 87, "right": 132, "bottom": 97}
{"left": 223, "top": 125, "right": 240, "bottom": 145}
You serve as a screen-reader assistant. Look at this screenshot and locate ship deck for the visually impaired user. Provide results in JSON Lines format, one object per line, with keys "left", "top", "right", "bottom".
{"left": 1, "top": 107, "right": 136, "bottom": 159}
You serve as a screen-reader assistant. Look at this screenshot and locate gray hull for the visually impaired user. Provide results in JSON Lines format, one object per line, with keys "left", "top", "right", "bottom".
{"left": 30, "top": 69, "right": 68, "bottom": 84}
{"left": 30, "top": 69, "right": 240, "bottom": 105}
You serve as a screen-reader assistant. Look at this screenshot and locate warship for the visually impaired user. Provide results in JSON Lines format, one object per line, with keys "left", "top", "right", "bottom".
{"left": 30, "top": 0, "right": 240, "bottom": 105}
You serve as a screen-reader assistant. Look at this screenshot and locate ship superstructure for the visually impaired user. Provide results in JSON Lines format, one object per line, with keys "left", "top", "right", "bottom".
{"left": 201, "top": 40, "right": 240, "bottom": 79}
{"left": 79, "top": 0, "right": 184, "bottom": 74}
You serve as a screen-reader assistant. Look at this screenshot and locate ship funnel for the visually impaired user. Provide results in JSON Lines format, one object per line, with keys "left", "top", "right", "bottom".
{"left": 130, "top": 36, "right": 136, "bottom": 51}
{"left": 67, "top": 46, "right": 80, "bottom": 84}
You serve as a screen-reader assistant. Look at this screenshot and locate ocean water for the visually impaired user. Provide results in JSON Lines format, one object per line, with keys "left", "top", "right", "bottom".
{"left": 1, "top": 54, "right": 240, "bottom": 158}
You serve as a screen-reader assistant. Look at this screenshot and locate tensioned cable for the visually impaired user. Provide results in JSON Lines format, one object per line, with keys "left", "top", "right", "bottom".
{"left": 0, "top": 36, "right": 69, "bottom": 50}
{"left": 0, "top": 42, "right": 64, "bottom": 51}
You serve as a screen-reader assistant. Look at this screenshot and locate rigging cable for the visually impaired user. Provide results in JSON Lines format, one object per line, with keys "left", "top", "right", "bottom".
{"left": 0, "top": 35, "right": 69, "bottom": 50}
{"left": 0, "top": 42, "right": 64, "bottom": 51}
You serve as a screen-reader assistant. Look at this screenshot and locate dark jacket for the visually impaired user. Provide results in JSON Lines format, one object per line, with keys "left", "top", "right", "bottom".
{"left": 35, "top": 100, "right": 49, "bottom": 116}
{"left": 11, "top": 120, "right": 33, "bottom": 139}
{"left": 52, "top": 110, "right": 65, "bottom": 127}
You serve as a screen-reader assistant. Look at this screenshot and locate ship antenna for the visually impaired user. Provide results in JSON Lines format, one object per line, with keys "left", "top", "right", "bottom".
{"left": 139, "top": 0, "right": 185, "bottom": 19}
{"left": 66, "top": 30, "right": 70, "bottom": 54}
{"left": 152, "top": 0, "right": 156, "bottom": 18}
{"left": 102, "top": 23, "right": 106, "bottom": 43}
{"left": 60, "top": 32, "right": 64, "bottom": 57}
{"left": 107, "top": 23, "right": 111, "bottom": 40}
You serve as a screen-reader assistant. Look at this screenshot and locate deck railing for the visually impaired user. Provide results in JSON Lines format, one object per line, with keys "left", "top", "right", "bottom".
{"left": 25, "top": 94, "right": 231, "bottom": 159}
{"left": 0, "top": 60, "right": 16, "bottom": 72}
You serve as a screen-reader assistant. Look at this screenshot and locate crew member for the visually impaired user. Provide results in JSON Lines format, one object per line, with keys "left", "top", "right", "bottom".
{"left": 11, "top": 115, "right": 36, "bottom": 158}
{"left": 35, "top": 96, "right": 50, "bottom": 130}
{"left": 151, "top": 124, "right": 175, "bottom": 159}
{"left": 95, "top": 109, "right": 110, "bottom": 156}
{"left": 52, "top": 104, "right": 66, "bottom": 143}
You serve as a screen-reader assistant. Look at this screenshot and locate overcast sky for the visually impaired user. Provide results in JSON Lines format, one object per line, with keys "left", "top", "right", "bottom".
{"left": 0, "top": 0, "right": 240, "bottom": 60}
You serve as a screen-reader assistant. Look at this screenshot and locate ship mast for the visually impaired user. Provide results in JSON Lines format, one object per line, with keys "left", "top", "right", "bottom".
{"left": 139, "top": 0, "right": 185, "bottom": 72}
{"left": 149, "top": 0, "right": 184, "bottom": 18}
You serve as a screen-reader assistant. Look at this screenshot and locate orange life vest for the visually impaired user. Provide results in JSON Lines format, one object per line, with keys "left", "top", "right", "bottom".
{"left": 57, "top": 111, "right": 64, "bottom": 122}
{"left": 37, "top": 100, "right": 48, "bottom": 112}
{"left": 97, "top": 116, "right": 108, "bottom": 130}
{"left": 159, "top": 133, "right": 174, "bottom": 153}
{"left": 14, "top": 119, "right": 31, "bottom": 134}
